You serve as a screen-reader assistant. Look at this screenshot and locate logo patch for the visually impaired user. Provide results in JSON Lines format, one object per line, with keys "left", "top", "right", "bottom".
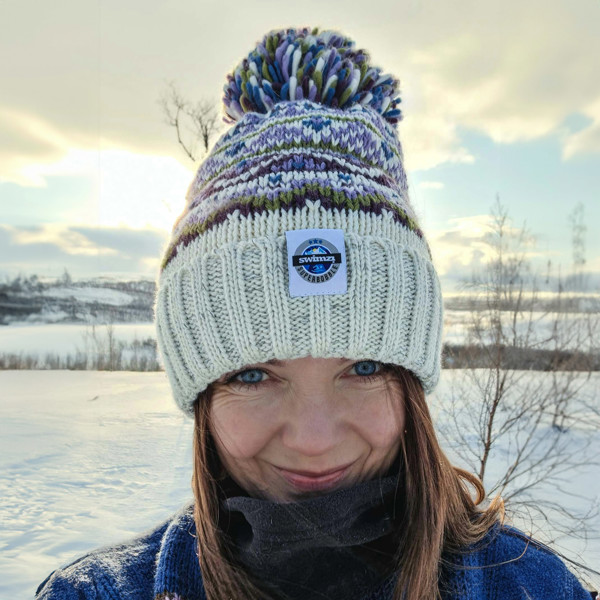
{"left": 285, "top": 229, "right": 347, "bottom": 297}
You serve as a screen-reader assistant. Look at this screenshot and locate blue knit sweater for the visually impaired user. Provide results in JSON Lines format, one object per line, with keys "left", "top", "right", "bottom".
{"left": 36, "top": 503, "right": 592, "bottom": 600}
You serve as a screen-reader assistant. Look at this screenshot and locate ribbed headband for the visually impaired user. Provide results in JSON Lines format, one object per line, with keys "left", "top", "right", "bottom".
{"left": 155, "top": 28, "right": 443, "bottom": 417}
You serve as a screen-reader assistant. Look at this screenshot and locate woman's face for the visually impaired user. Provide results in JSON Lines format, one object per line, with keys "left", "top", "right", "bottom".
{"left": 209, "top": 356, "right": 405, "bottom": 502}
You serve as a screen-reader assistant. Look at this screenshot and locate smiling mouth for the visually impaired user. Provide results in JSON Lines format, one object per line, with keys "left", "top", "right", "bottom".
{"left": 273, "top": 463, "right": 354, "bottom": 492}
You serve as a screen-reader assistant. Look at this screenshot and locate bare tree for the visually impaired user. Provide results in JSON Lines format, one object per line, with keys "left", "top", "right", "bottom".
{"left": 569, "top": 202, "right": 587, "bottom": 291}
{"left": 159, "top": 81, "right": 221, "bottom": 162}
{"left": 435, "top": 197, "right": 599, "bottom": 551}
{"left": 80, "top": 323, "right": 124, "bottom": 371}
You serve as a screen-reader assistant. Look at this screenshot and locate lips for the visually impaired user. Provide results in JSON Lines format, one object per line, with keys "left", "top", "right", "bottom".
{"left": 274, "top": 463, "right": 353, "bottom": 492}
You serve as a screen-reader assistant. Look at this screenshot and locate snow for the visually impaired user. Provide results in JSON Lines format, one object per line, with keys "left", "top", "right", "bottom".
{"left": 0, "top": 371, "right": 192, "bottom": 598}
{"left": 41, "top": 286, "right": 135, "bottom": 306}
{"left": 1, "top": 371, "right": 598, "bottom": 597}
{"left": 0, "top": 323, "right": 156, "bottom": 354}
{"left": 429, "top": 371, "right": 600, "bottom": 579}
{"left": 443, "top": 309, "right": 598, "bottom": 351}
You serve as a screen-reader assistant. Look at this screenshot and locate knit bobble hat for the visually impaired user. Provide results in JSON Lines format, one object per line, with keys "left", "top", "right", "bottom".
{"left": 155, "top": 27, "right": 443, "bottom": 417}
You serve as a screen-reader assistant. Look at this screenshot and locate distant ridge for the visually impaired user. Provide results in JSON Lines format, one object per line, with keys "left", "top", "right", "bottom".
{"left": 0, "top": 274, "right": 155, "bottom": 326}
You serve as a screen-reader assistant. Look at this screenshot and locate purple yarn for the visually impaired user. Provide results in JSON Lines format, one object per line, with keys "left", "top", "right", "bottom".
{"left": 281, "top": 48, "right": 290, "bottom": 82}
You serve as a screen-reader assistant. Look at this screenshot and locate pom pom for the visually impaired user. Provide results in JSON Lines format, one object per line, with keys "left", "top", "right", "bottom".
{"left": 222, "top": 27, "right": 402, "bottom": 126}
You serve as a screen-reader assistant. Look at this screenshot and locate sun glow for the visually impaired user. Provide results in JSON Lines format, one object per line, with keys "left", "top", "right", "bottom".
{"left": 97, "top": 150, "right": 192, "bottom": 231}
{"left": 4, "top": 143, "right": 193, "bottom": 232}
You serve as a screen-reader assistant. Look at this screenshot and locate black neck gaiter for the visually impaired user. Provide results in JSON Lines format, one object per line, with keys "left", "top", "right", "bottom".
{"left": 221, "top": 473, "right": 401, "bottom": 600}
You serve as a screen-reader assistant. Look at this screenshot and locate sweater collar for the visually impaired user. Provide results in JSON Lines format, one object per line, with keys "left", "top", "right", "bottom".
{"left": 223, "top": 474, "right": 400, "bottom": 550}
{"left": 150, "top": 494, "right": 490, "bottom": 600}
{"left": 151, "top": 474, "right": 401, "bottom": 600}
{"left": 221, "top": 474, "right": 401, "bottom": 600}
{"left": 151, "top": 498, "right": 399, "bottom": 600}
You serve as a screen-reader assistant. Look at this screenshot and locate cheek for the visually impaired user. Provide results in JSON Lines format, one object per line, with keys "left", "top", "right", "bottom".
{"left": 210, "top": 403, "right": 278, "bottom": 460}
{"left": 354, "top": 389, "right": 405, "bottom": 449}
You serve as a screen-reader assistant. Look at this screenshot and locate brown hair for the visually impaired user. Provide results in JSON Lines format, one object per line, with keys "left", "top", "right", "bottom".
{"left": 191, "top": 365, "right": 504, "bottom": 600}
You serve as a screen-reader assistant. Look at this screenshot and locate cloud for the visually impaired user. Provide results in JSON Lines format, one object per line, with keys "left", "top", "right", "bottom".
{"left": 392, "top": 1, "right": 600, "bottom": 167}
{"left": 0, "top": 109, "right": 74, "bottom": 186}
{"left": 70, "top": 227, "right": 169, "bottom": 259}
{"left": 0, "top": 148, "right": 192, "bottom": 233}
{"left": 562, "top": 97, "right": 600, "bottom": 159}
{"left": 0, "top": 225, "right": 169, "bottom": 278}
{"left": 10, "top": 226, "right": 116, "bottom": 257}
{"left": 429, "top": 216, "right": 494, "bottom": 281}
{"left": 429, "top": 214, "right": 541, "bottom": 287}
{"left": 400, "top": 107, "right": 475, "bottom": 171}
{"left": 418, "top": 181, "right": 445, "bottom": 190}
{"left": 1, "top": 0, "right": 598, "bottom": 183}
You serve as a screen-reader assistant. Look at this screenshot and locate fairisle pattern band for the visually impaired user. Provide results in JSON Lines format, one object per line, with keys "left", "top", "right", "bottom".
{"left": 161, "top": 101, "right": 418, "bottom": 271}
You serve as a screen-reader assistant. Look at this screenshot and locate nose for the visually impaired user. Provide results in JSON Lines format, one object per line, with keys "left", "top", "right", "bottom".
{"left": 279, "top": 392, "right": 342, "bottom": 457}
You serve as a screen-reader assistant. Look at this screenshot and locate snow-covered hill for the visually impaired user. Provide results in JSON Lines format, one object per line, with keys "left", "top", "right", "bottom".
{"left": 0, "top": 275, "right": 155, "bottom": 325}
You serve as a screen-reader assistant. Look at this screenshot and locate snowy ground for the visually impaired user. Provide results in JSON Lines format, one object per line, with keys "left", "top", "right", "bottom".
{"left": 0, "top": 323, "right": 156, "bottom": 355}
{"left": 1, "top": 371, "right": 193, "bottom": 598}
{"left": 442, "top": 309, "right": 599, "bottom": 351}
{"left": 1, "top": 371, "right": 599, "bottom": 598}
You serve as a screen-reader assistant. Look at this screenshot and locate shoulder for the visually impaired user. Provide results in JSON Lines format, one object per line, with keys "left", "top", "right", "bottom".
{"left": 445, "top": 524, "right": 592, "bottom": 599}
{"left": 35, "top": 509, "right": 179, "bottom": 600}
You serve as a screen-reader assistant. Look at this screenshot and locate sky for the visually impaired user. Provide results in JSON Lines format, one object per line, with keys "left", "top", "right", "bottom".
{"left": 1, "top": 0, "right": 599, "bottom": 292}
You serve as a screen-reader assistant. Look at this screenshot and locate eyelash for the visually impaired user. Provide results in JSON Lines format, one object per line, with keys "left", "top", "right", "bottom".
{"left": 225, "top": 369, "right": 268, "bottom": 391}
{"left": 349, "top": 361, "right": 386, "bottom": 384}
{"left": 225, "top": 361, "right": 386, "bottom": 390}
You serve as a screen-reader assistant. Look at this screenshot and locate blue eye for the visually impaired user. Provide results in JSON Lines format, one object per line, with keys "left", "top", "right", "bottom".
{"left": 352, "top": 361, "right": 381, "bottom": 377}
{"left": 234, "top": 369, "right": 267, "bottom": 385}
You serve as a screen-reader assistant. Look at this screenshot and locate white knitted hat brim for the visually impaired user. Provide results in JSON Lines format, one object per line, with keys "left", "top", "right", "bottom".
{"left": 155, "top": 200, "right": 443, "bottom": 417}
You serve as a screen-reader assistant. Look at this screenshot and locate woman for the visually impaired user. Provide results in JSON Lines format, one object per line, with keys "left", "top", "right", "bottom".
{"left": 36, "top": 27, "right": 593, "bottom": 600}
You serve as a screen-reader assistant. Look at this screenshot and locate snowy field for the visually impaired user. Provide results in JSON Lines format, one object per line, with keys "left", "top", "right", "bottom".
{"left": 1, "top": 371, "right": 193, "bottom": 598}
{"left": 0, "top": 323, "right": 156, "bottom": 355}
{"left": 442, "top": 309, "right": 598, "bottom": 351}
{"left": 1, "top": 370, "right": 599, "bottom": 598}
